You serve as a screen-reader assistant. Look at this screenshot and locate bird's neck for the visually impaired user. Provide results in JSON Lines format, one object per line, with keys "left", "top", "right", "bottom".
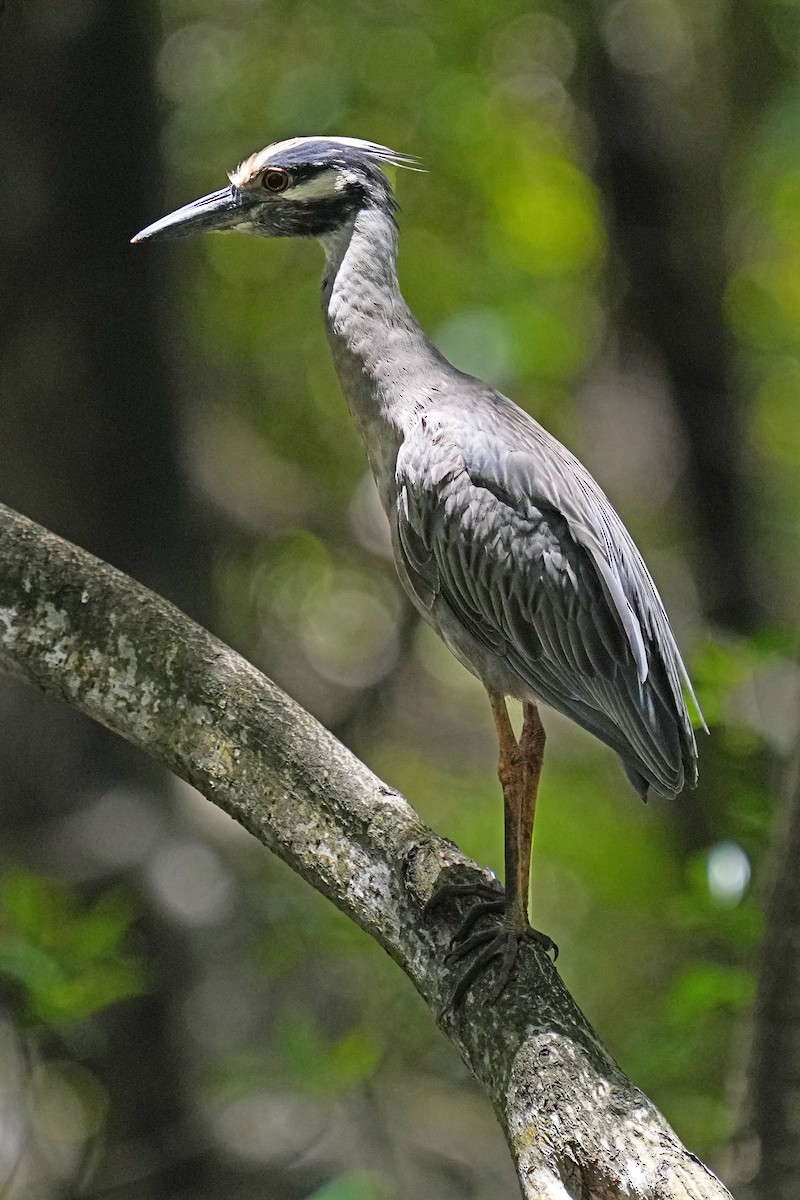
{"left": 320, "top": 206, "right": 441, "bottom": 506}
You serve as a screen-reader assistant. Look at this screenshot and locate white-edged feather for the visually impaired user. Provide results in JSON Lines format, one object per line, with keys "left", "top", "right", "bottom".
{"left": 228, "top": 135, "right": 422, "bottom": 188}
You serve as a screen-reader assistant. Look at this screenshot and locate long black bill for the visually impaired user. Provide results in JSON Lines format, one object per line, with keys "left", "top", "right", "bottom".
{"left": 131, "top": 186, "right": 254, "bottom": 244}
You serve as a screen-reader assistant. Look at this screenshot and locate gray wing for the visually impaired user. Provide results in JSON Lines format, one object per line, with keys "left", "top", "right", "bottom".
{"left": 394, "top": 403, "right": 700, "bottom": 799}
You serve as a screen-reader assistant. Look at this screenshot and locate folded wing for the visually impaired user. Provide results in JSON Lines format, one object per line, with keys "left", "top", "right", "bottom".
{"left": 394, "top": 404, "right": 699, "bottom": 799}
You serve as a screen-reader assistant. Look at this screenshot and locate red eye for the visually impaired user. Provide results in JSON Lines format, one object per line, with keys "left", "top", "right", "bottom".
{"left": 262, "top": 169, "right": 290, "bottom": 193}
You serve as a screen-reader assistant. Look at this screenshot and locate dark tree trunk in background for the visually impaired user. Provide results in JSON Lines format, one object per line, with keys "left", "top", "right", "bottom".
{"left": 0, "top": 0, "right": 199, "bottom": 594}
{"left": 578, "top": 23, "right": 760, "bottom": 636}
{"left": 729, "top": 746, "right": 800, "bottom": 1199}
{"left": 578, "top": 9, "right": 800, "bottom": 1183}
{"left": 0, "top": 1, "right": 213, "bottom": 1194}
{"left": 575, "top": 6, "right": 789, "bottom": 861}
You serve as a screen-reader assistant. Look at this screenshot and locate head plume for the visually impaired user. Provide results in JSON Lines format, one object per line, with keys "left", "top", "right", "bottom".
{"left": 228, "top": 136, "right": 422, "bottom": 189}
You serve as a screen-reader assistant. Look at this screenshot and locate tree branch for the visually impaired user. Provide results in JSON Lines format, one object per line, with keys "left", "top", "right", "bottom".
{"left": 0, "top": 503, "right": 730, "bottom": 1199}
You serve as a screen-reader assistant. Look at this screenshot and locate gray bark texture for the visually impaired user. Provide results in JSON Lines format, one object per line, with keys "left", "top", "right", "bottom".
{"left": 0, "top": 503, "right": 731, "bottom": 1200}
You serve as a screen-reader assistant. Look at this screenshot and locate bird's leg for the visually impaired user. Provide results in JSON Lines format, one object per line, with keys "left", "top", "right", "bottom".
{"left": 438, "top": 695, "right": 556, "bottom": 1006}
{"left": 426, "top": 694, "right": 519, "bottom": 935}
{"left": 496, "top": 693, "right": 530, "bottom": 933}
{"left": 507, "top": 700, "right": 548, "bottom": 927}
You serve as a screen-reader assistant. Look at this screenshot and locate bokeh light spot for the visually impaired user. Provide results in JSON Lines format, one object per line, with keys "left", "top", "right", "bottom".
{"left": 157, "top": 24, "right": 241, "bottom": 105}
{"left": 490, "top": 13, "right": 577, "bottom": 85}
{"left": 434, "top": 308, "right": 516, "bottom": 383}
{"left": 604, "top": 0, "right": 691, "bottom": 77}
{"left": 300, "top": 574, "right": 400, "bottom": 688}
{"left": 148, "top": 840, "right": 235, "bottom": 926}
{"left": 497, "top": 157, "right": 606, "bottom": 278}
{"left": 268, "top": 65, "right": 348, "bottom": 133}
{"left": 707, "top": 842, "right": 751, "bottom": 907}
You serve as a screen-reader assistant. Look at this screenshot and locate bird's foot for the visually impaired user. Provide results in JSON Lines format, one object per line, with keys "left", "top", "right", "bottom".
{"left": 446, "top": 923, "right": 557, "bottom": 1006}
{"left": 424, "top": 879, "right": 503, "bottom": 918}
{"left": 425, "top": 879, "right": 557, "bottom": 1006}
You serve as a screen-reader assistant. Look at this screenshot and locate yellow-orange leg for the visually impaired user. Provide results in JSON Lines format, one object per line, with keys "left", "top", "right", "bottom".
{"left": 493, "top": 694, "right": 543, "bottom": 931}
{"left": 428, "top": 693, "right": 557, "bottom": 1005}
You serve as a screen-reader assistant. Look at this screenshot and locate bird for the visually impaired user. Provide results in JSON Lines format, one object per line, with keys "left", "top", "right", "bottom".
{"left": 133, "top": 135, "right": 703, "bottom": 1002}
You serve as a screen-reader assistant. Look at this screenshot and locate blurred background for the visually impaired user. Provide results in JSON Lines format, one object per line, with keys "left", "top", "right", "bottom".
{"left": 0, "top": 0, "right": 797, "bottom": 1196}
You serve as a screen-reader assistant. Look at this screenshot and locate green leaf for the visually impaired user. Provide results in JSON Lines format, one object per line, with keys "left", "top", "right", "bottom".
{"left": 668, "top": 963, "right": 754, "bottom": 1022}
{"left": 310, "top": 1171, "right": 390, "bottom": 1200}
{"left": 274, "top": 1012, "right": 381, "bottom": 1095}
{"left": 0, "top": 868, "right": 148, "bottom": 1028}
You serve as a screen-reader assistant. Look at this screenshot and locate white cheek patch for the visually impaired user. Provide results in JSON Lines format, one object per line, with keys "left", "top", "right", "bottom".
{"left": 284, "top": 170, "right": 343, "bottom": 202}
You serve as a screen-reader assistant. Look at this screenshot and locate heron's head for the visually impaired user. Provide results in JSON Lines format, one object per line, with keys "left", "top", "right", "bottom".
{"left": 132, "top": 136, "right": 418, "bottom": 245}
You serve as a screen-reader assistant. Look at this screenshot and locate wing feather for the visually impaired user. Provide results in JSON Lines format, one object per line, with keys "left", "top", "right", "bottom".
{"left": 393, "top": 406, "right": 699, "bottom": 798}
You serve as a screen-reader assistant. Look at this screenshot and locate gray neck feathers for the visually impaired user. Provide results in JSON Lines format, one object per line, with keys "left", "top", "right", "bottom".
{"left": 320, "top": 206, "right": 444, "bottom": 505}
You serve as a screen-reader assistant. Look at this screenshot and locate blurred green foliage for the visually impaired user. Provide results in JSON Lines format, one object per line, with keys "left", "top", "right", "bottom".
{"left": 0, "top": 869, "right": 148, "bottom": 1028}
{"left": 144, "top": 0, "right": 800, "bottom": 1176}
{"left": 310, "top": 1171, "right": 391, "bottom": 1200}
{"left": 11, "top": 0, "right": 800, "bottom": 1191}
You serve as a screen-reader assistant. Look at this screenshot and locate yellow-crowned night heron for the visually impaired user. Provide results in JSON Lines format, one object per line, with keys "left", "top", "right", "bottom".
{"left": 134, "top": 137, "right": 703, "bottom": 1001}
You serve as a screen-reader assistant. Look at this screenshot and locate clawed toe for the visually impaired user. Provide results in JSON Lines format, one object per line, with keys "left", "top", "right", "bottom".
{"left": 449, "top": 929, "right": 525, "bottom": 1007}
{"left": 446, "top": 926, "right": 498, "bottom": 962}
{"left": 423, "top": 879, "right": 502, "bottom": 918}
{"left": 453, "top": 898, "right": 505, "bottom": 943}
{"left": 425, "top": 879, "right": 556, "bottom": 1005}
{"left": 529, "top": 927, "right": 559, "bottom": 961}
